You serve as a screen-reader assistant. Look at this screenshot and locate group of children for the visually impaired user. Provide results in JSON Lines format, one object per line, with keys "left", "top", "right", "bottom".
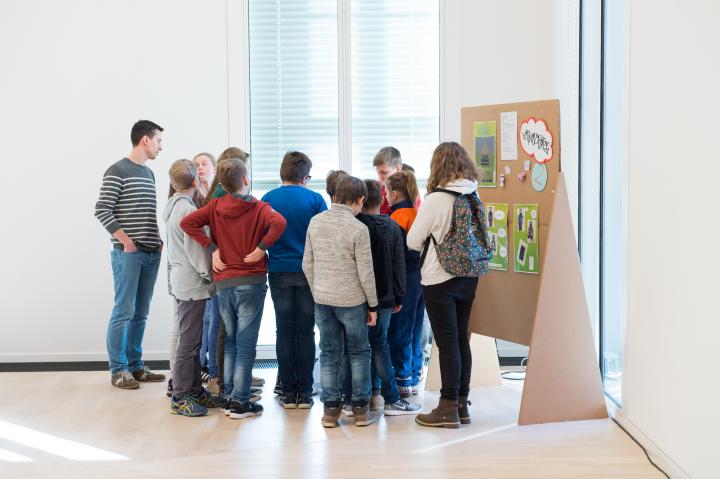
{"left": 164, "top": 146, "right": 430, "bottom": 426}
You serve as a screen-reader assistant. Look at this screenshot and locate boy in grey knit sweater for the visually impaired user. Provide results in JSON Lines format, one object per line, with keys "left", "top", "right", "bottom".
{"left": 303, "top": 176, "right": 378, "bottom": 428}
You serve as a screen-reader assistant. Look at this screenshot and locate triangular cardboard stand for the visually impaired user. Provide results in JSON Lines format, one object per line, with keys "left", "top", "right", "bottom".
{"left": 518, "top": 174, "right": 607, "bottom": 425}
{"left": 426, "top": 334, "right": 501, "bottom": 391}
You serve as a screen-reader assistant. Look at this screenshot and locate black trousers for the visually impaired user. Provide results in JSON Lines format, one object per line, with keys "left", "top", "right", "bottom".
{"left": 423, "top": 277, "right": 478, "bottom": 401}
{"left": 173, "top": 298, "right": 208, "bottom": 399}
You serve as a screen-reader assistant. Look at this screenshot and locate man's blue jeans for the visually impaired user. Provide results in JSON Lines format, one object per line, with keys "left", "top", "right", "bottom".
{"left": 342, "top": 308, "right": 400, "bottom": 404}
{"left": 269, "top": 272, "right": 316, "bottom": 397}
{"left": 199, "top": 296, "right": 220, "bottom": 377}
{"left": 107, "top": 249, "right": 161, "bottom": 374}
{"left": 315, "top": 303, "right": 371, "bottom": 405}
{"left": 217, "top": 283, "right": 267, "bottom": 403}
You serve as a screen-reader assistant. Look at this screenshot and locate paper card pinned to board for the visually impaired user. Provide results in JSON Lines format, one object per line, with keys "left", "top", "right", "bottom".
{"left": 474, "top": 121, "right": 497, "bottom": 187}
{"left": 486, "top": 203, "right": 509, "bottom": 271}
{"left": 514, "top": 204, "right": 539, "bottom": 274}
{"left": 500, "top": 111, "right": 518, "bottom": 161}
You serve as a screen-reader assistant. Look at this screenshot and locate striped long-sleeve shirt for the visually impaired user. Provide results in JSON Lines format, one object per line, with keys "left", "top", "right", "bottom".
{"left": 94, "top": 158, "right": 162, "bottom": 251}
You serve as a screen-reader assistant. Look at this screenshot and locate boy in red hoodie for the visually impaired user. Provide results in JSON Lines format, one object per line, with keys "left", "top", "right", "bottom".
{"left": 181, "top": 158, "right": 287, "bottom": 419}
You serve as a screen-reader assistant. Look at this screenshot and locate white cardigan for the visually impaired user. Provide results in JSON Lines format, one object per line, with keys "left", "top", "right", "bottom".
{"left": 407, "top": 179, "right": 479, "bottom": 286}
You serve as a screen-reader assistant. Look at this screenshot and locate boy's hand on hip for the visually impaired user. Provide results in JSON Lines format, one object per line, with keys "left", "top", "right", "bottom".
{"left": 244, "top": 247, "right": 265, "bottom": 264}
{"left": 212, "top": 250, "right": 227, "bottom": 273}
{"left": 367, "top": 311, "right": 377, "bottom": 326}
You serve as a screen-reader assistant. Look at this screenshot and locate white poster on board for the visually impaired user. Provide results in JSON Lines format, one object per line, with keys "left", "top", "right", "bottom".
{"left": 500, "top": 111, "right": 518, "bottom": 160}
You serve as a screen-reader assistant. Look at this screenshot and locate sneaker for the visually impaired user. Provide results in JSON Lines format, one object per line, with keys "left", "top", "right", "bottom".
{"left": 222, "top": 399, "right": 238, "bottom": 416}
{"left": 297, "top": 395, "right": 314, "bottom": 409}
{"left": 228, "top": 401, "right": 263, "bottom": 419}
{"left": 194, "top": 389, "right": 220, "bottom": 408}
{"left": 111, "top": 371, "right": 139, "bottom": 390}
{"left": 165, "top": 379, "right": 173, "bottom": 397}
{"left": 207, "top": 378, "right": 221, "bottom": 396}
{"left": 411, "top": 385, "right": 420, "bottom": 396}
{"left": 369, "top": 394, "right": 384, "bottom": 411}
{"left": 280, "top": 395, "right": 298, "bottom": 409}
{"left": 251, "top": 386, "right": 263, "bottom": 395}
{"left": 342, "top": 404, "right": 354, "bottom": 417}
{"left": 131, "top": 366, "right": 166, "bottom": 382}
{"left": 384, "top": 398, "right": 421, "bottom": 416}
{"left": 252, "top": 375, "right": 265, "bottom": 387}
{"left": 250, "top": 392, "right": 262, "bottom": 403}
{"left": 200, "top": 368, "right": 210, "bottom": 383}
{"left": 321, "top": 403, "right": 342, "bottom": 428}
{"left": 273, "top": 382, "right": 283, "bottom": 395}
{"left": 398, "top": 386, "right": 412, "bottom": 398}
{"left": 352, "top": 404, "right": 373, "bottom": 427}
{"left": 170, "top": 396, "right": 208, "bottom": 417}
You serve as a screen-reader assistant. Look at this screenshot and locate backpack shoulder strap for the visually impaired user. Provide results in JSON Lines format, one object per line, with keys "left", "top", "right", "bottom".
{"left": 432, "top": 187, "right": 461, "bottom": 197}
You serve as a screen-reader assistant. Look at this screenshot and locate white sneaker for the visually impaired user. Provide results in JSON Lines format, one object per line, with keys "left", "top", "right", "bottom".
{"left": 384, "top": 398, "right": 421, "bottom": 416}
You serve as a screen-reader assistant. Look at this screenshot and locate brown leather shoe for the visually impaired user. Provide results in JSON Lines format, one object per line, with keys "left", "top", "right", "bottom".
{"left": 131, "top": 366, "right": 166, "bottom": 382}
{"left": 415, "top": 398, "right": 460, "bottom": 429}
{"left": 352, "top": 404, "right": 373, "bottom": 427}
{"left": 322, "top": 404, "right": 342, "bottom": 428}
{"left": 111, "top": 371, "right": 139, "bottom": 390}
{"left": 458, "top": 396, "right": 471, "bottom": 425}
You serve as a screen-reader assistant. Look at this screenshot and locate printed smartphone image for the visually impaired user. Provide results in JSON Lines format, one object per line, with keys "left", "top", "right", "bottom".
{"left": 517, "top": 240, "right": 528, "bottom": 265}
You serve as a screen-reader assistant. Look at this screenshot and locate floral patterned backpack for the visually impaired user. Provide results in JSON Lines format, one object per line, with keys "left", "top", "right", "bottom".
{"left": 420, "top": 189, "right": 493, "bottom": 277}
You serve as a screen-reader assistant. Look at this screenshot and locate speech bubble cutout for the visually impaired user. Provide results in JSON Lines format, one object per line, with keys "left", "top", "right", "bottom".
{"left": 494, "top": 209, "right": 505, "bottom": 221}
{"left": 498, "top": 228, "right": 506, "bottom": 238}
{"left": 499, "top": 246, "right": 507, "bottom": 258}
{"left": 531, "top": 210, "right": 537, "bottom": 220}
{"left": 520, "top": 118, "right": 553, "bottom": 163}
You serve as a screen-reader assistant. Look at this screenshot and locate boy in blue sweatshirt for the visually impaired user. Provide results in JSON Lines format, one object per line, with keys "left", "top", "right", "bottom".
{"left": 261, "top": 151, "right": 327, "bottom": 408}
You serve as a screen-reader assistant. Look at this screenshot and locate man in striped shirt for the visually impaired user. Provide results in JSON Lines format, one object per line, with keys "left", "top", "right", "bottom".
{"left": 95, "top": 120, "right": 167, "bottom": 389}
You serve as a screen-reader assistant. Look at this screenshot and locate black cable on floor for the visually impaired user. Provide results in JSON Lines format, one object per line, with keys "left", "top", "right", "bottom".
{"left": 611, "top": 417, "right": 670, "bottom": 479}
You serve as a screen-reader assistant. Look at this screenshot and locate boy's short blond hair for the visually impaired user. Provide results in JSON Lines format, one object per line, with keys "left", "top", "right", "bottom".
{"left": 372, "top": 146, "right": 402, "bottom": 168}
{"left": 169, "top": 159, "right": 197, "bottom": 192}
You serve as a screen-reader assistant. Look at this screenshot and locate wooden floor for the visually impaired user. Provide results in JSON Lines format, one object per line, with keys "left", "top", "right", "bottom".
{"left": 0, "top": 369, "right": 663, "bottom": 479}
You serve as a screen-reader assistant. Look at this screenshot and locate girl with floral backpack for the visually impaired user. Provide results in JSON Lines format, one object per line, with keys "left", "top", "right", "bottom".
{"left": 407, "top": 142, "right": 492, "bottom": 429}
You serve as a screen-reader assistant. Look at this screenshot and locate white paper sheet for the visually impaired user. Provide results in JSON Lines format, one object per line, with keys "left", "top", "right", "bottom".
{"left": 500, "top": 111, "right": 518, "bottom": 160}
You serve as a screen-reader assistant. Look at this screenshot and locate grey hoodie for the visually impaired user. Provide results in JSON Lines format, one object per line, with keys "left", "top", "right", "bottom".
{"left": 407, "top": 179, "right": 479, "bottom": 286}
{"left": 163, "top": 193, "right": 213, "bottom": 301}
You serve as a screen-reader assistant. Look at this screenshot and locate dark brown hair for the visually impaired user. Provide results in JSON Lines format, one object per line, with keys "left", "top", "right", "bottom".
{"left": 386, "top": 170, "right": 419, "bottom": 204}
{"left": 131, "top": 120, "right": 163, "bottom": 146}
{"left": 427, "top": 142, "right": 478, "bottom": 194}
{"left": 325, "top": 169, "right": 349, "bottom": 198}
{"left": 363, "top": 179, "right": 382, "bottom": 210}
{"left": 335, "top": 176, "right": 367, "bottom": 205}
{"left": 217, "top": 158, "right": 248, "bottom": 194}
{"left": 280, "top": 151, "right": 312, "bottom": 183}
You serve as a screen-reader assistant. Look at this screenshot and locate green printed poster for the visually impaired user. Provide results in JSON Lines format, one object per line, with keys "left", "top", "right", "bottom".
{"left": 513, "top": 204, "right": 539, "bottom": 274}
{"left": 473, "top": 121, "right": 497, "bottom": 187}
{"left": 486, "top": 203, "right": 508, "bottom": 271}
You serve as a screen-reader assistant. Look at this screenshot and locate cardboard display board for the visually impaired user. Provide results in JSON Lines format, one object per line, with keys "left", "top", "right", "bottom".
{"left": 463, "top": 100, "right": 561, "bottom": 345}
{"left": 459, "top": 100, "right": 607, "bottom": 425}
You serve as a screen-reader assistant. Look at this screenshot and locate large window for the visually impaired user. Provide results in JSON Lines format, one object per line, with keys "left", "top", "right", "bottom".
{"left": 580, "top": 0, "right": 626, "bottom": 405}
{"left": 248, "top": 0, "right": 440, "bottom": 346}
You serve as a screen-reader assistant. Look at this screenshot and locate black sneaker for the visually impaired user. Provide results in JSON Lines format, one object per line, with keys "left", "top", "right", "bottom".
{"left": 166, "top": 379, "right": 173, "bottom": 397}
{"left": 273, "top": 382, "right": 283, "bottom": 395}
{"left": 297, "top": 395, "right": 314, "bottom": 409}
{"left": 251, "top": 386, "right": 263, "bottom": 395}
{"left": 222, "top": 398, "right": 239, "bottom": 416}
{"left": 194, "top": 389, "right": 220, "bottom": 408}
{"left": 280, "top": 395, "right": 298, "bottom": 409}
{"left": 228, "top": 401, "right": 264, "bottom": 419}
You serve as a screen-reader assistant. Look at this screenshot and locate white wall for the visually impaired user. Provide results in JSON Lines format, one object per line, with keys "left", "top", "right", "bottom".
{"left": 0, "top": 0, "right": 231, "bottom": 361}
{"left": 617, "top": 1, "right": 720, "bottom": 478}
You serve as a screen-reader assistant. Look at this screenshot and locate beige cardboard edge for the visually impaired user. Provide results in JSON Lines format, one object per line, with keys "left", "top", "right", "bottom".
{"left": 425, "top": 334, "right": 501, "bottom": 391}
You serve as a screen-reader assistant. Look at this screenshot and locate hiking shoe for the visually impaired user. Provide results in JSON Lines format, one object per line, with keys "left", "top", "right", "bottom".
{"left": 321, "top": 403, "right": 342, "bottom": 428}
{"left": 131, "top": 366, "right": 165, "bottom": 382}
{"left": 228, "top": 401, "right": 263, "bottom": 419}
{"left": 170, "top": 396, "right": 208, "bottom": 417}
{"left": 415, "top": 398, "right": 460, "bottom": 429}
{"left": 111, "top": 371, "right": 139, "bottom": 390}
{"left": 369, "top": 394, "right": 384, "bottom": 411}
{"left": 384, "top": 398, "right": 421, "bottom": 416}
{"left": 207, "top": 377, "right": 221, "bottom": 396}
{"left": 252, "top": 375, "right": 265, "bottom": 387}
{"left": 166, "top": 379, "right": 173, "bottom": 397}
{"left": 194, "top": 389, "right": 221, "bottom": 408}
{"left": 342, "top": 404, "right": 354, "bottom": 417}
{"left": 458, "top": 396, "right": 472, "bottom": 425}
{"left": 352, "top": 404, "right": 373, "bottom": 427}
{"left": 280, "top": 395, "right": 298, "bottom": 409}
{"left": 398, "top": 386, "right": 412, "bottom": 398}
{"left": 297, "top": 395, "right": 314, "bottom": 409}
